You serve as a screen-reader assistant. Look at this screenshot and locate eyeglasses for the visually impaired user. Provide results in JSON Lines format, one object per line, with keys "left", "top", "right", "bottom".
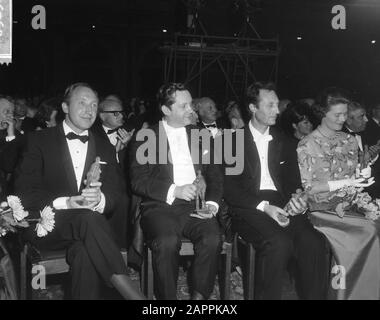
{"left": 100, "top": 111, "right": 126, "bottom": 117}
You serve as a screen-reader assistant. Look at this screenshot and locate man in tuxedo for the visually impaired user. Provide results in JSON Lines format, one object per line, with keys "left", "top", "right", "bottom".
{"left": 224, "top": 82, "right": 328, "bottom": 300}
{"left": 92, "top": 95, "right": 135, "bottom": 248}
{"left": 0, "top": 96, "right": 24, "bottom": 197}
{"left": 344, "top": 101, "right": 380, "bottom": 197}
{"left": 15, "top": 83, "right": 144, "bottom": 300}
{"left": 362, "top": 102, "right": 380, "bottom": 147}
{"left": 130, "top": 83, "right": 223, "bottom": 300}
{"left": 196, "top": 97, "right": 226, "bottom": 138}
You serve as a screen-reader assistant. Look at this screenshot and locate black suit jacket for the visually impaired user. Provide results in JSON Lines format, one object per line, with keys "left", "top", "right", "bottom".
{"left": 14, "top": 123, "right": 123, "bottom": 219}
{"left": 129, "top": 122, "right": 223, "bottom": 207}
{"left": 224, "top": 125, "right": 302, "bottom": 213}
{"left": 362, "top": 118, "right": 380, "bottom": 147}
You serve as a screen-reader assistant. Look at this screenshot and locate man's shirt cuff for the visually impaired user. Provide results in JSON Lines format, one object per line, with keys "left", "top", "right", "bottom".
{"left": 5, "top": 135, "right": 15, "bottom": 142}
{"left": 53, "top": 197, "right": 69, "bottom": 210}
{"left": 256, "top": 200, "right": 269, "bottom": 212}
{"left": 166, "top": 184, "right": 177, "bottom": 205}
{"left": 205, "top": 201, "right": 219, "bottom": 216}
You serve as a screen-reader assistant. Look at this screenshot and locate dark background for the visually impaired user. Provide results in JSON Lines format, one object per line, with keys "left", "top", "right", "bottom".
{"left": 1, "top": 0, "right": 380, "bottom": 106}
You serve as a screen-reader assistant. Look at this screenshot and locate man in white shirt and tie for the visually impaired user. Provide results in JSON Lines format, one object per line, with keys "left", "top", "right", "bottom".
{"left": 15, "top": 83, "right": 144, "bottom": 300}
{"left": 224, "top": 81, "right": 328, "bottom": 299}
{"left": 130, "top": 83, "right": 223, "bottom": 300}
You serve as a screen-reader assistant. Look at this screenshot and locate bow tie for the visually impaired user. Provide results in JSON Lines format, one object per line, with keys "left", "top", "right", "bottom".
{"left": 254, "top": 134, "right": 273, "bottom": 143}
{"left": 107, "top": 128, "right": 119, "bottom": 135}
{"left": 205, "top": 123, "right": 217, "bottom": 128}
{"left": 66, "top": 132, "right": 89, "bottom": 143}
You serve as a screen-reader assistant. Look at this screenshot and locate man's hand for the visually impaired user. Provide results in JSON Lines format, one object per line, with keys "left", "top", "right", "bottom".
{"left": 190, "top": 203, "right": 216, "bottom": 219}
{"left": 4, "top": 115, "right": 15, "bottom": 137}
{"left": 116, "top": 128, "right": 135, "bottom": 152}
{"left": 369, "top": 144, "right": 380, "bottom": 160}
{"left": 287, "top": 190, "right": 308, "bottom": 216}
{"left": 174, "top": 184, "right": 197, "bottom": 201}
{"left": 81, "top": 181, "right": 102, "bottom": 206}
{"left": 263, "top": 204, "right": 289, "bottom": 227}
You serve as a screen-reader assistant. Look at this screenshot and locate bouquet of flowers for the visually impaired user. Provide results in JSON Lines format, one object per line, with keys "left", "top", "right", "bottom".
{"left": 0, "top": 196, "right": 55, "bottom": 237}
{"left": 285, "top": 186, "right": 380, "bottom": 221}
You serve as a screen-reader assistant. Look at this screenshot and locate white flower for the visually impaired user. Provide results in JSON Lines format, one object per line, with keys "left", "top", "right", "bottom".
{"left": 7, "top": 196, "right": 29, "bottom": 221}
{"left": 35, "top": 206, "right": 55, "bottom": 237}
{"left": 0, "top": 201, "right": 8, "bottom": 209}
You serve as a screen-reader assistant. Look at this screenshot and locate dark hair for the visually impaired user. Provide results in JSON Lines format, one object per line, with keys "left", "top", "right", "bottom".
{"left": 246, "top": 81, "right": 276, "bottom": 111}
{"left": 280, "top": 101, "right": 316, "bottom": 136}
{"left": 62, "top": 82, "right": 98, "bottom": 105}
{"left": 156, "top": 82, "right": 188, "bottom": 111}
{"left": 35, "top": 97, "right": 64, "bottom": 126}
{"left": 348, "top": 101, "right": 365, "bottom": 114}
{"left": 313, "top": 87, "right": 350, "bottom": 121}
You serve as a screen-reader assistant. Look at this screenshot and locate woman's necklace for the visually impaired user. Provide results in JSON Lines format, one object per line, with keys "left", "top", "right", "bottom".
{"left": 317, "top": 126, "right": 338, "bottom": 140}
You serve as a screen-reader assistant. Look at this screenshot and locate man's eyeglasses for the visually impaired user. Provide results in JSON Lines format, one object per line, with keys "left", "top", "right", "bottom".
{"left": 100, "top": 111, "right": 126, "bottom": 117}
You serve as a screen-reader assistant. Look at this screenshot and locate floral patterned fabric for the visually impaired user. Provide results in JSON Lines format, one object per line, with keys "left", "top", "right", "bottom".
{"left": 297, "top": 130, "right": 358, "bottom": 210}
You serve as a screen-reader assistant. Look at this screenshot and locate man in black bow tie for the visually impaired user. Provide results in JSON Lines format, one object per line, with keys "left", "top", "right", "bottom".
{"left": 97, "top": 96, "right": 134, "bottom": 155}
{"left": 344, "top": 101, "right": 380, "bottom": 197}
{"left": 92, "top": 95, "right": 135, "bottom": 248}
{"left": 196, "top": 97, "right": 225, "bottom": 138}
{"left": 15, "top": 83, "right": 144, "bottom": 300}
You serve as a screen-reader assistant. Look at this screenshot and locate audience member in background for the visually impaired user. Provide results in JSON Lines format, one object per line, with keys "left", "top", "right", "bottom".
{"left": 35, "top": 97, "right": 64, "bottom": 130}
{"left": 93, "top": 95, "right": 135, "bottom": 248}
{"left": 0, "top": 96, "right": 24, "bottom": 198}
{"left": 362, "top": 102, "right": 380, "bottom": 148}
{"left": 343, "top": 101, "right": 380, "bottom": 198}
{"left": 196, "top": 97, "right": 225, "bottom": 138}
{"left": 225, "top": 101, "right": 245, "bottom": 130}
{"left": 14, "top": 98, "right": 39, "bottom": 133}
{"left": 279, "top": 101, "right": 315, "bottom": 150}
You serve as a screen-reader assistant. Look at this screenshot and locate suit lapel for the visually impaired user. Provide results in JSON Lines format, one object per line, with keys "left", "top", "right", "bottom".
{"left": 268, "top": 128, "right": 282, "bottom": 192}
{"left": 57, "top": 123, "right": 78, "bottom": 195}
{"left": 186, "top": 126, "right": 200, "bottom": 174}
{"left": 80, "top": 131, "right": 96, "bottom": 190}
{"left": 244, "top": 126, "right": 260, "bottom": 182}
{"left": 156, "top": 122, "right": 173, "bottom": 181}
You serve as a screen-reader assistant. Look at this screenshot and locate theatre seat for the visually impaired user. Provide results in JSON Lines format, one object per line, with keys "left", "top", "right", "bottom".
{"left": 141, "top": 237, "right": 232, "bottom": 300}
{"left": 20, "top": 243, "right": 128, "bottom": 300}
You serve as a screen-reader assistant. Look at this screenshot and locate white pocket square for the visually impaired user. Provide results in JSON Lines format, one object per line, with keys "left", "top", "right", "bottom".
{"left": 280, "top": 161, "right": 285, "bottom": 164}
{"left": 203, "top": 150, "right": 209, "bottom": 155}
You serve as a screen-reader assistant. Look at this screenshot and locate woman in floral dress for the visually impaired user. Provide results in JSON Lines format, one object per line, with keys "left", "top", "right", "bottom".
{"left": 297, "top": 87, "right": 380, "bottom": 299}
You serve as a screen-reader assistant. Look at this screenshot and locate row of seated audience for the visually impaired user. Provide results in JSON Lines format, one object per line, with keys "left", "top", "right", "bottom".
{"left": 1, "top": 81, "right": 380, "bottom": 299}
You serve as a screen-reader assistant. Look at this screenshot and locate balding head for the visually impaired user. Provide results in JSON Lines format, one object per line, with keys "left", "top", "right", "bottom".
{"left": 196, "top": 97, "right": 217, "bottom": 124}
{"left": 98, "top": 97, "right": 125, "bottom": 129}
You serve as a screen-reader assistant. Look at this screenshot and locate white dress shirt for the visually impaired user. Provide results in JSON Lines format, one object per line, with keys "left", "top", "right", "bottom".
{"left": 249, "top": 121, "right": 276, "bottom": 212}
{"left": 102, "top": 125, "right": 118, "bottom": 146}
{"left": 202, "top": 121, "right": 218, "bottom": 138}
{"left": 163, "top": 120, "right": 219, "bottom": 212}
{"left": 53, "top": 120, "right": 105, "bottom": 213}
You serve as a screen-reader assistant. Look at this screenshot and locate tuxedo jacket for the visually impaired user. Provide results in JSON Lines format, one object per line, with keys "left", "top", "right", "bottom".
{"left": 91, "top": 121, "right": 128, "bottom": 175}
{"left": 14, "top": 123, "right": 123, "bottom": 219}
{"left": 224, "top": 125, "right": 302, "bottom": 214}
{"left": 129, "top": 122, "right": 223, "bottom": 208}
{"left": 362, "top": 118, "right": 380, "bottom": 147}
